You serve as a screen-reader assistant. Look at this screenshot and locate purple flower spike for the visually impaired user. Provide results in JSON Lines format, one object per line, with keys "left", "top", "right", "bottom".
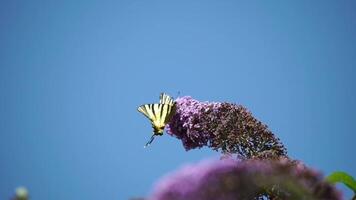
{"left": 149, "top": 159, "right": 342, "bottom": 200}
{"left": 166, "top": 96, "right": 287, "bottom": 159}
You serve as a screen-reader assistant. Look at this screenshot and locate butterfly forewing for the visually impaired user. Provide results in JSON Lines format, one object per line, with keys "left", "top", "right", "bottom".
{"left": 159, "top": 93, "right": 174, "bottom": 106}
{"left": 138, "top": 103, "right": 174, "bottom": 128}
{"left": 137, "top": 104, "right": 155, "bottom": 121}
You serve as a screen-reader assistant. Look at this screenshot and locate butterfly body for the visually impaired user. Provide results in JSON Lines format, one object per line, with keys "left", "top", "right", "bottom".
{"left": 137, "top": 93, "right": 176, "bottom": 146}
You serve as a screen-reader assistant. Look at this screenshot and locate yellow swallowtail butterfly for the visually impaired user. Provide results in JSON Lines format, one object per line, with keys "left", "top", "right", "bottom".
{"left": 137, "top": 93, "right": 176, "bottom": 147}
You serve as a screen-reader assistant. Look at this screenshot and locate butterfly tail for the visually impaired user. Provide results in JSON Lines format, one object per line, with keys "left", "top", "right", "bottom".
{"left": 144, "top": 135, "right": 155, "bottom": 148}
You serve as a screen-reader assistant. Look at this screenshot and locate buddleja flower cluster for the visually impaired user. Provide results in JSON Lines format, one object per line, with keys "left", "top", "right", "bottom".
{"left": 166, "top": 96, "right": 287, "bottom": 159}
{"left": 149, "top": 159, "right": 342, "bottom": 200}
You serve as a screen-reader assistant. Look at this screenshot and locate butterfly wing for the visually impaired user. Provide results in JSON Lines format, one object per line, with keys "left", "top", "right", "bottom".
{"left": 159, "top": 93, "right": 176, "bottom": 123}
{"left": 137, "top": 103, "right": 174, "bottom": 135}
{"left": 164, "top": 103, "right": 176, "bottom": 124}
{"left": 137, "top": 104, "right": 157, "bottom": 122}
{"left": 159, "top": 93, "right": 174, "bottom": 106}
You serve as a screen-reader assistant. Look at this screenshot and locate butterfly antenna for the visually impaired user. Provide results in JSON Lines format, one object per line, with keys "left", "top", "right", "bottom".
{"left": 144, "top": 135, "right": 155, "bottom": 148}
{"left": 175, "top": 91, "right": 181, "bottom": 99}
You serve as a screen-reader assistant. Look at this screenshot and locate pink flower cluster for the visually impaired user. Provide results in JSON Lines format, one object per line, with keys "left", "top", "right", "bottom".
{"left": 149, "top": 159, "right": 342, "bottom": 200}
{"left": 166, "top": 96, "right": 287, "bottom": 159}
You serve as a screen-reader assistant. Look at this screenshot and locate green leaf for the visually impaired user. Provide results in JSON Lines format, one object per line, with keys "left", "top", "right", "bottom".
{"left": 326, "top": 171, "right": 356, "bottom": 193}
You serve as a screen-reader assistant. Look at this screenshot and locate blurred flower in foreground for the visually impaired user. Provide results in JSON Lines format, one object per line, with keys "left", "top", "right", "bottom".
{"left": 12, "top": 187, "right": 29, "bottom": 200}
{"left": 149, "top": 159, "right": 342, "bottom": 200}
{"left": 166, "top": 96, "right": 287, "bottom": 159}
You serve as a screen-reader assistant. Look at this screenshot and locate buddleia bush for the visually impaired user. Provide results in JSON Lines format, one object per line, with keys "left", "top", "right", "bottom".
{"left": 167, "top": 96, "right": 286, "bottom": 159}
{"left": 149, "top": 159, "right": 342, "bottom": 200}
{"left": 138, "top": 95, "right": 352, "bottom": 200}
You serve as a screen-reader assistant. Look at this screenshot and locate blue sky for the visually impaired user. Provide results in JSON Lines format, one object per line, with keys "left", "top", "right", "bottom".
{"left": 1, "top": 1, "right": 356, "bottom": 199}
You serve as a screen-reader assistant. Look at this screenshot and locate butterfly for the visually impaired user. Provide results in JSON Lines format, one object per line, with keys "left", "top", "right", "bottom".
{"left": 137, "top": 93, "right": 176, "bottom": 147}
